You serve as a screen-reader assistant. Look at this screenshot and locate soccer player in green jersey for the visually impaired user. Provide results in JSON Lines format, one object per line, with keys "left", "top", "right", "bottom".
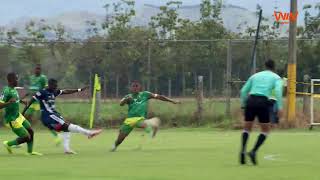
{"left": 24, "top": 64, "right": 47, "bottom": 119}
{"left": 111, "top": 81, "right": 180, "bottom": 152}
{"left": 24, "top": 64, "right": 62, "bottom": 146}
{"left": 0, "top": 72, "right": 42, "bottom": 155}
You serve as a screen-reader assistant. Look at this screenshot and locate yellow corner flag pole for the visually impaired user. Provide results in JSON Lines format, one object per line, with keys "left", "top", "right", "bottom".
{"left": 89, "top": 74, "right": 101, "bottom": 128}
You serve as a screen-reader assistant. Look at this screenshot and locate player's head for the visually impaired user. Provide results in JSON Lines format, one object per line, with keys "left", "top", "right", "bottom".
{"left": 265, "top": 59, "right": 275, "bottom": 71}
{"left": 34, "top": 64, "right": 41, "bottom": 76}
{"left": 7, "top": 72, "right": 18, "bottom": 87}
{"left": 130, "top": 80, "right": 142, "bottom": 94}
{"left": 48, "top": 78, "right": 58, "bottom": 90}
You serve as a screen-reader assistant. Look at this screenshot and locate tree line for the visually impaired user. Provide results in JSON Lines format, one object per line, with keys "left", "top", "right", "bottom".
{"left": 0, "top": 0, "right": 319, "bottom": 97}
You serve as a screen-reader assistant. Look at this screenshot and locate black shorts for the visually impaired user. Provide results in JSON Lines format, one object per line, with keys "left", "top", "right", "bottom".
{"left": 244, "top": 95, "right": 271, "bottom": 123}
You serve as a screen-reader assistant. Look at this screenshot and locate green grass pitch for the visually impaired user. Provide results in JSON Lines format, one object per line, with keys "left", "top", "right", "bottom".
{"left": 0, "top": 128, "right": 319, "bottom": 180}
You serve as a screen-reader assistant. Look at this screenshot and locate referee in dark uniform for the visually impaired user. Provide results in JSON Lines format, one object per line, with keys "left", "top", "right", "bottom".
{"left": 239, "top": 59, "right": 283, "bottom": 165}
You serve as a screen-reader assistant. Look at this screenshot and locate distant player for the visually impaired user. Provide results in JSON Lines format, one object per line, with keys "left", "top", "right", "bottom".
{"left": 0, "top": 72, "right": 42, "bottom": 155}
{"left": 24, "top": 64, "right": 62, "bottom": 145}
{"left": 239, "top": 59, "right": 283, "bottom": 165}
{"left": 269, "top": 77, "right": 287, "bottom": 126}
{"left": 111, "top": 81, "right": 180, "bottom": 152}
{"left": 23, "top": 78, "right": 102, "bottom": 154}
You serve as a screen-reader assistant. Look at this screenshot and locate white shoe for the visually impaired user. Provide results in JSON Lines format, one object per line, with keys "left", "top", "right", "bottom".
{"left": 88, "top": 129, "right": 103, "bottom": 139}
{"left": 110, "top": 144, "right": 117, "bottom": 152}
{"left": 64, "top": 150, "right": 77, "bottom": 155}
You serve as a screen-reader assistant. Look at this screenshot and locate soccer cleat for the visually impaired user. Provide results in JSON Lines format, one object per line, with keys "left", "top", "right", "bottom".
{"left": 110, "top": 144, "right": 117, "bottom": 152}
{"left": 54, "top": 136, "right": 62, "bottom": 147}
{"left": 88, "top": 129, "right": 103, "bottom": 139}
{"left": 64, "top": 150, "right": 77, "bottom": 155}
{"left": 26, "top": 152, "right": 43, "bottom": 156}
{"left": 248, "top": 151, "right": 257, "bottom": 165}
{"left": 240, "top": 152, "right": 246, "bottom": 165}
{"left": 3, "top": 141, "right": 13, "bottom": 154}
{"left": 12, "top": 144, "right": 23, "bottom": 149}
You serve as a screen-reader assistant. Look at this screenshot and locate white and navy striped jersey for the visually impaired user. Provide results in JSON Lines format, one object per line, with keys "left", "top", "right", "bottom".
{"left": 33, "top": 89, "right": 63, "bottom": 114}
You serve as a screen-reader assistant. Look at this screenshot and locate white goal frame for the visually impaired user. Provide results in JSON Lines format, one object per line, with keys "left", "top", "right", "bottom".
{"left": 310, "top": 79, "right": 320, "bottom": 127}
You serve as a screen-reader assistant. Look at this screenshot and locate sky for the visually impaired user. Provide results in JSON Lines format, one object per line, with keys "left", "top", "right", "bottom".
{"left": 0, "top": 0, "right": 318, "bottom": 25}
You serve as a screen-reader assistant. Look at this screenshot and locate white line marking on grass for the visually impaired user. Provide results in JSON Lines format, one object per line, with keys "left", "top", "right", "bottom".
{"left": 263, "top": 154, "right": 312, "bottom": 165}
{"left": 264, "top": 154, "right": 281, "bottom": 161}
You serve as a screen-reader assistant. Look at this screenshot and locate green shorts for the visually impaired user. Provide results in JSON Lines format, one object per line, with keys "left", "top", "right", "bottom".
{"left": 7, "top": 113, "right": 31, "bottom": 138}
{"left": 25, "top": 101, "right": 40, "bottom": 115}
{"left": 120, "top": 117, "right": 145, "bottom": 134}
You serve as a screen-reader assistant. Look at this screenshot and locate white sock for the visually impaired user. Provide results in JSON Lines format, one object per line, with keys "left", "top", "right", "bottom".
{"left": 68, "top": 124, "right": 92, "bottom": 136}
{"left": 63, "top": 132, "right": 71, "bottom": 152}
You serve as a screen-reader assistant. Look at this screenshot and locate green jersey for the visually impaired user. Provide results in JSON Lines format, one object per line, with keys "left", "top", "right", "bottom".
{"left": 1, "top": 86, "right": 20, "bottom": 123}
{"left": 125, "top": 91, "right": 152, "bottom": 118}
{"left": 29, "top": 74, "right": 47, "bottom": 93}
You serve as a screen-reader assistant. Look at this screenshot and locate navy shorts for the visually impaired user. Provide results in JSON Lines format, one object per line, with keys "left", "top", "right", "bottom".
{"left": 41, "top": 113, "right": 66, "bottom": 131}
{"left": 269, "top": 99, "right": 279, "bottom": 124}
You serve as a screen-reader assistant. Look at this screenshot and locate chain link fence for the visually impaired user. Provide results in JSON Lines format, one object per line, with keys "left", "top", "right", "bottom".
{"left": 0, "top": 39, "right": 319, "bottom": 127}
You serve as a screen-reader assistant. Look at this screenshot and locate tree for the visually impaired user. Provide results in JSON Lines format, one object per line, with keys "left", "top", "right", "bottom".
{"left": 300, "top": 4, "right": 320, "bottom": 38}
{"left": 149, "top": 1, "right": 183, "bottom": 40}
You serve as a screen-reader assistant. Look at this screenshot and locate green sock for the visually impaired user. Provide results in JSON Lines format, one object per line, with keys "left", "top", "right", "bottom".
{"left": 8, "top": 140, "right": 18, "bottom": 146}
{"left": 50, "top": 129, "right": 58, "bottom": 137}
{"left": 144, "top": 125, "right": 152, "bottom": 134}
{"left": 27, "top": 141, "right": 33, "bottom": 153}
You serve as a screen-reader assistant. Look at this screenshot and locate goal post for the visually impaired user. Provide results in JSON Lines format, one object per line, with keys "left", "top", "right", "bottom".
{"left": 310, "top": 79, "right": 320, "bottom": 128}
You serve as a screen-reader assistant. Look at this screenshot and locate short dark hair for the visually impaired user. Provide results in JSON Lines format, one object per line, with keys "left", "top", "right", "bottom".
{"left": 7, "top": 72, "right": 17, "bottom": 81}
{"left": 131, "top": 80, "right": 141, "bottom": 85}
{"left": 265, "top": 59, "right": 275, "bottom": 70}
{"left": 48, "top": 78, "right": 58, "bottom": 85}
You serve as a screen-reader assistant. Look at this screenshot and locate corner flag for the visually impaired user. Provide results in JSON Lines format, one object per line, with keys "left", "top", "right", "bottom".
{"left": 89, "top": 74, "right": 101, "bottom": 128}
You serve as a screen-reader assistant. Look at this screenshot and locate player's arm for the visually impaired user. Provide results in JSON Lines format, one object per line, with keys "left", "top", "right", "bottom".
{"left": 22, "top": 90, "right": 44, "bottom": 115}
{"left": 149, "top": 93, "right": 180, "bottom": 104}
{"left": 21, "top": 92, "right": 30, "bottom": 100}
{"left": 0, "top": 98, "right": 16, "bottom": 109}
{"left": 0, "top": 90, "right": 16, "bottom": 109}
{"left": 22, "top": 97, "right": 36, "bottom": 115}
{"left": 42, "top": 75, "right": 48, "bottom": 88}
{"left": 60, "top": 86, "right": 88, "bottom": 95}
{"left": 120, "top": 95, "right": 132, "bottom": 106}
{"left": 240, "top": 76, "right": 253, "bottom": 108}
{"left": 19, "top": 99, "right": 27, "bottom": 106}
{"left": 274, "top": 78, "right": 284, "bottom": 118}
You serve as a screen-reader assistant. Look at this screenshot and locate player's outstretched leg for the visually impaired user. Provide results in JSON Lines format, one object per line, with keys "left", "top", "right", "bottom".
{"left": 66, "top": 123, "right": 102, "bottom": 139}
{"left": 142, "top": 117, "right": 161, "bottom": 138}
{"left": 111, "top": 120, "right": 134, "bottom": 152}
{"left": 111, "top": 131, "right": 129, "bottom": 152}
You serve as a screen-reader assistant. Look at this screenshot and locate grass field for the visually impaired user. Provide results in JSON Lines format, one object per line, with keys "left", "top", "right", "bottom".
{"left": 0, "top": 128, "right": 320, "bottom": 180}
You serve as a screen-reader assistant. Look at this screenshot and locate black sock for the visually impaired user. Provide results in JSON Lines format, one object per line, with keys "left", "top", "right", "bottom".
{"left": 252, "top": 133, "right": 267, "bottom": 153}
{"left": 241, "top": 131, "right": 249, "bottom": 153}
